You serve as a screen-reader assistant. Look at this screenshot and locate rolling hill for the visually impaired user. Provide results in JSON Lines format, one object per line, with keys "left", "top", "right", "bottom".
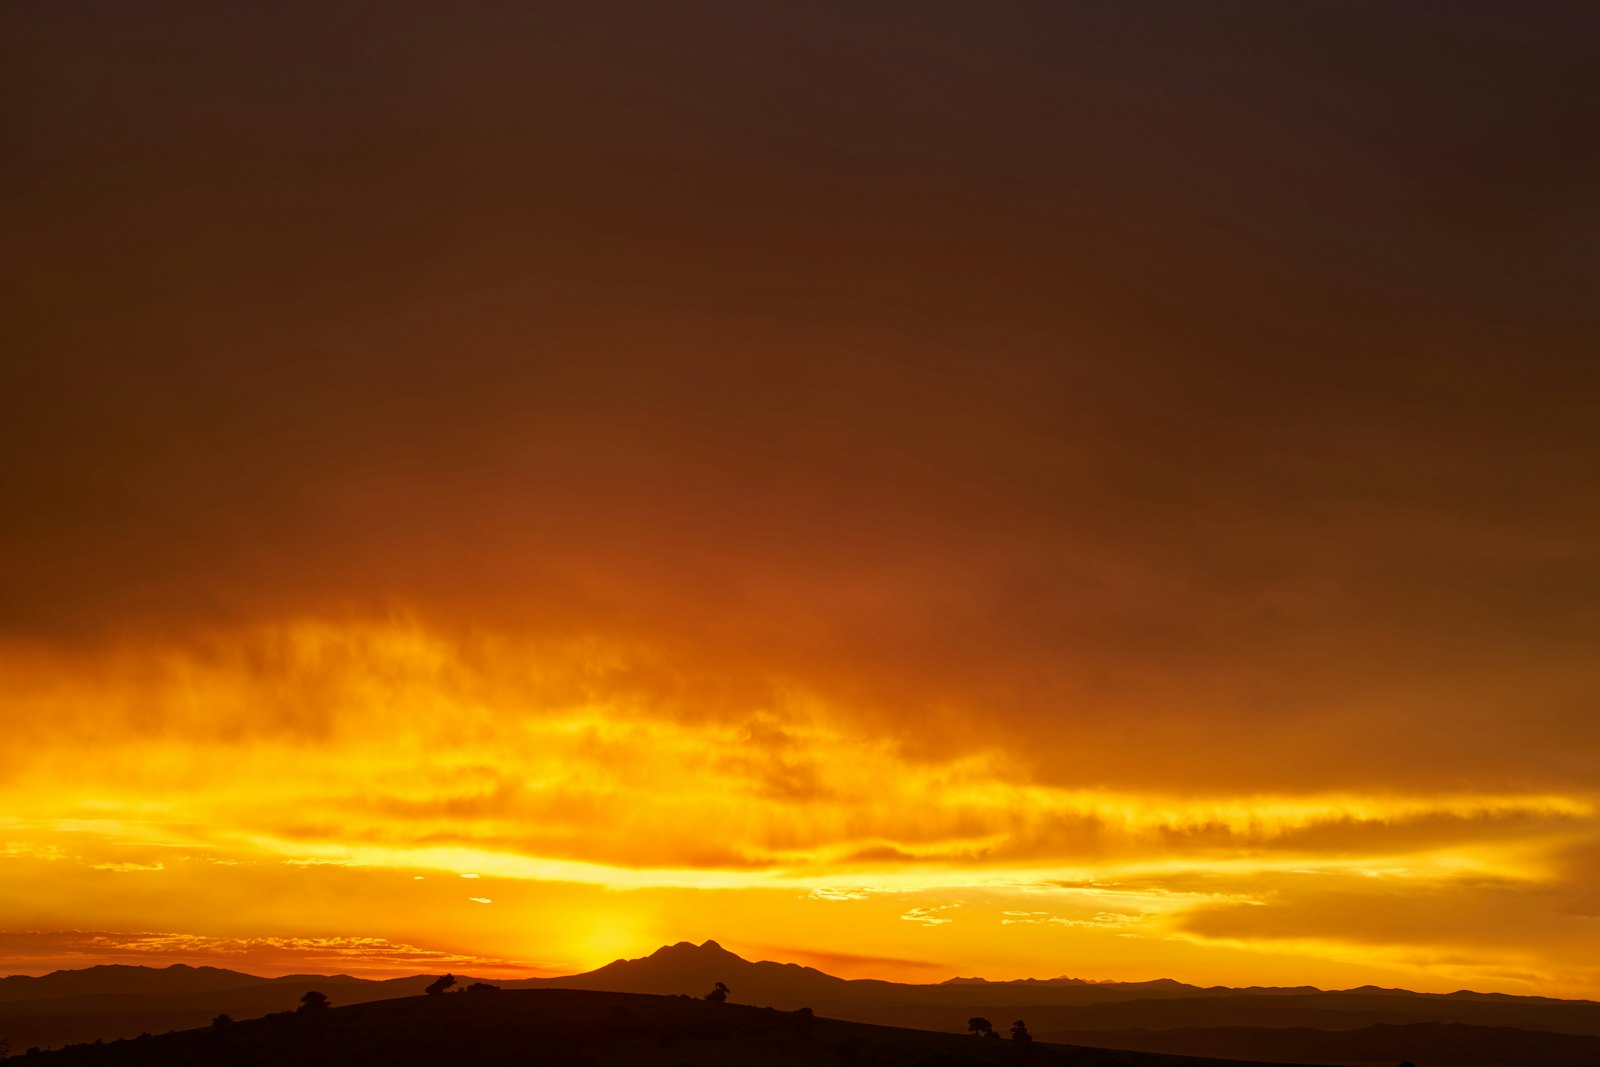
{"left": 9, "top": 986, "right": 1326, "bottom": 1067}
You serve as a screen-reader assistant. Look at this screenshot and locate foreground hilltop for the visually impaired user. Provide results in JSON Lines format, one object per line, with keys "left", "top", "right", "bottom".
{"left": 9, "top": 987, "right": 1323, "bottom": 1067}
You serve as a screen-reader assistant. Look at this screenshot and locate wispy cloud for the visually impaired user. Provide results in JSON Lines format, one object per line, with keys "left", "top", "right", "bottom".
{"left": 0, "top": 930, "right": 545, "bottom": 978}
{"left": 902, "top": 905, "right": 959, "bottom": 926}
{"left": 806, "top": 887, "right": 870, "bottom": 901}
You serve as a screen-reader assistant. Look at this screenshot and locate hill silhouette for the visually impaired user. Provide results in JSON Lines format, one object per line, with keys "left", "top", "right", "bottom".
{"left": 1036, "top": 1022, "right": 1600, "bottom": 1067}
{"left": 0, "top": 967, "right": 431, "bottom": 1051}
{"left": 6, "top": 941, "right": 1600, "bottom": 1065}
{"left": 8, "top": 987, "right": 1328, "bottom": 1067}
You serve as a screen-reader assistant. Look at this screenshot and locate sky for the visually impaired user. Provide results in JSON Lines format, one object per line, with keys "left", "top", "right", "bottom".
{"left": 3, "top": 1, "right": 1599, "bottom": 996}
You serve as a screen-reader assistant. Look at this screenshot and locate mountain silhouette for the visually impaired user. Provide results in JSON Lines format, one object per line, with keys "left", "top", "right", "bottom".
{"left": 0, "top": 965, "right": 275, "bottom": 1003}
{"left": 504, "top": 940, "right": 859, "bottom": 1002}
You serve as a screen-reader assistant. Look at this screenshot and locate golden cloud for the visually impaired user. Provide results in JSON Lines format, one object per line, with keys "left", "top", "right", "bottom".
{"left": 2, "top": 617, "right": 1597, "bottom": 994}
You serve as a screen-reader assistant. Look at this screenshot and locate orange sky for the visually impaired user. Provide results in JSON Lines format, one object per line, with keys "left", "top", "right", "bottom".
{"left": 3, "top": 3, "right": 1598, "bottom": 997}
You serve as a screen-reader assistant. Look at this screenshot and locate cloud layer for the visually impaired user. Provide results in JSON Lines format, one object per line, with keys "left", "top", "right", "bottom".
{"left": 1, "top": 620, "right": 1596, "bottom": 993}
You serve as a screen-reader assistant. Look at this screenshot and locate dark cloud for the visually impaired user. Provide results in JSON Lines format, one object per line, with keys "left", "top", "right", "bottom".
{"left": 3, "top": 3, "right": 1597, "bottom": 792}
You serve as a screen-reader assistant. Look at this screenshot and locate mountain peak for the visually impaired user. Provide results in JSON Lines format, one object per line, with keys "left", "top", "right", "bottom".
{"left": 646, "top": 940, "right": 737, "bottom": 960}
{"left": 555, "top": 938, "right": 847, "bottom": 1002}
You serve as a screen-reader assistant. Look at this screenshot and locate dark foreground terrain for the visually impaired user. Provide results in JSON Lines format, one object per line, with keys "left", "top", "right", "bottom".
{"left": 9, "top": 943, "right": 1600, "bottom": 1064}
{"left": 6, "top": 988, "right": 1326, "bottom": 1067}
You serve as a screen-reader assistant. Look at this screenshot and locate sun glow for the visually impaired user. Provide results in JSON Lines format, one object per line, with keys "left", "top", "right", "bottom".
{"left": 3, "top": 618, "right": 1597, "bottom": 996}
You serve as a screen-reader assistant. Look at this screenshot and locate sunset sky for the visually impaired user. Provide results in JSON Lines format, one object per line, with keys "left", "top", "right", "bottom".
{"left": 4, "top": 3, "right": 1598, "bottom": 998}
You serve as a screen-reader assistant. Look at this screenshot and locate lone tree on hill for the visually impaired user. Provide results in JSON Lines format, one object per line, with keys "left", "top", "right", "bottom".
{"left": 297, "top": 991, "right": 330, "bottom": 1015}
{"left": 1010, "top": 1019, "right": 1032, "bottom": 1042}
{"left": 704, "top": 981, "right": 730, "bottom": 1003}
{"left": 968, "top": 1017, "right": 995, "bottom": 1037}
{"left": 425, "top": 974, "right": 457, "bottom": 996}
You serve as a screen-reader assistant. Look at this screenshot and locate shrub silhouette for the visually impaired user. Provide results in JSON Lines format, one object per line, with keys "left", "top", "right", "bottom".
{"left": 297, "top": 991, "right": 330, "bottom": 1015}
{"left": 211, "top": 1013, "right": 233, "bottom": 1028}
{"left": 425, "top": 974, "right": 457, "bottom": 996}
{"left": 466, "top": 981, "right": 500, "bottom": 992}
{"left": 967, "top": 1017, "right": 994, "bottom": 1037}
{"left": 1010, "top": 1019, "right": 1032, "bottom": 1042}
{"left": 704, "top": 981, "right": 730, "bottom": 1002}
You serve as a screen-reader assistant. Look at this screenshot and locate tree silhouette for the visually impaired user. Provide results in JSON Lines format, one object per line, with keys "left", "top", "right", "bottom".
{"left": 425, "top": 974, "right": 457, "bottom": 996}
{"left": 967, "top": 1017, "right": 994, "bottom": 1037}
{"left": 704, "top": 981, "right": 730, "bottom": 1003}
{"left": 297, "top": 991, "right": 330, "bottom": 1015}
{"left": 466, "top": 982, "right": 500, "bottom": 992}
{"left": 211, "top": 1014, "right": 233, "bottom": 1028}
{"left": 1010, "top": 1019, "right": 1032, "bottom": 1042}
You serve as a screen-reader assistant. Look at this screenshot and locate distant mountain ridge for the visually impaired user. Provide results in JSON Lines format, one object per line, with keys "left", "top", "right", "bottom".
{"left": 944, "top": 975, "right": 1199, "bottom": 990}
{"left": 0, "top": 964, "right": 271, "bottom": 1002}
{"left": 0, "top": 962, "right": 416, "bottom": 1004}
